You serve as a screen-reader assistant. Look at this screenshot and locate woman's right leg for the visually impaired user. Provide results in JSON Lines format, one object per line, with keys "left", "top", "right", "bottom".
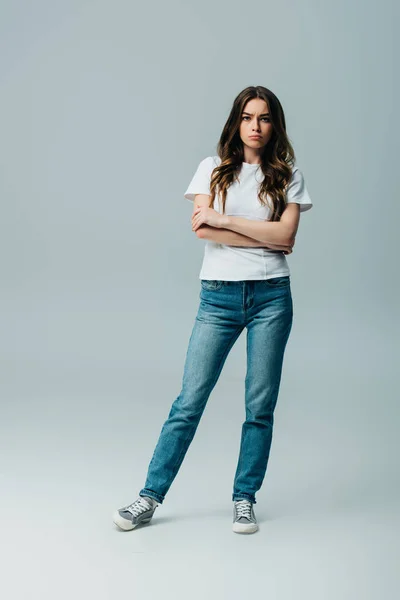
{"left": 139, "top": 282, "right": 244, "bottom": 504}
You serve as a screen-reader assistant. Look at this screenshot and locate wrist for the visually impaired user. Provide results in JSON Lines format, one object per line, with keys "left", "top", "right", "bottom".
{"left": 220, "top": 214, "right": 231, "bottom": 228}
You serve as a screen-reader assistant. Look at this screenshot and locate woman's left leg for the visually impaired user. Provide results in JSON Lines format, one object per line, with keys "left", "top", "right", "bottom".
{"left": 232, "top": 277, "right": 293, "bottom": 504}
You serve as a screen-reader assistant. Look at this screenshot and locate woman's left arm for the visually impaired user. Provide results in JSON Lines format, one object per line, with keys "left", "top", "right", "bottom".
{"left": 221, "top": 203, "right": 301, "bottom": 245}
{"left": 220, "top": 215, "right": 292, "bottom": 246}
{"left": 197, "top": 225, "right": 293, "bottom": 251}
{"left": 192, "top": 204, "right": 299, "bottom": 246}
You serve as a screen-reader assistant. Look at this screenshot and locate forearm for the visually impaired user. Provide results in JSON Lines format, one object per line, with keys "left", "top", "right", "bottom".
{"left": 221, "top": 215, "right": 292, "bottom": 245}
{"left": 198, "top": 226, "right": 291, "bottom": 250}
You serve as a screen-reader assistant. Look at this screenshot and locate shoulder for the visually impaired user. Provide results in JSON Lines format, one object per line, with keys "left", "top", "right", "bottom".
{"left": 291, "top": 160, "right": 309, "bottom": 178}
{"left": 194, "top": 155, "right": 221, "bottom": 174}
{"left": 201, "top": 155, "right": 221, "bottom": 167}
{"left": 287, "top": 162, "right": 306, "bottom": 184}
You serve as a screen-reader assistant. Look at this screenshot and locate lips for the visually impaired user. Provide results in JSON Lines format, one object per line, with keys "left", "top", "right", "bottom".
{"left": 249, "top": 136, "right": 262, "bottom": 139}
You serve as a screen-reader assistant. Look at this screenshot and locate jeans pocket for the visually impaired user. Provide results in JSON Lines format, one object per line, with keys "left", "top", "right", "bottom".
{"left": 265, "top": 276, "right": 290, "bottom": 287}
{"left": 200, "top": 279, "right": 224, "bottom": 291}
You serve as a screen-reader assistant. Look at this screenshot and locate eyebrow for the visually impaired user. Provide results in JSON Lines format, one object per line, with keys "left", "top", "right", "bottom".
{"left": 242, "top": 111, "right": 270, "bottom": 116}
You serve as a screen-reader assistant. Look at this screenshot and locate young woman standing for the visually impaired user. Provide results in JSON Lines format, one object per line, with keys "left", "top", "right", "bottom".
{"left": 113, "top": 85, "right": 313, "bottom": 534}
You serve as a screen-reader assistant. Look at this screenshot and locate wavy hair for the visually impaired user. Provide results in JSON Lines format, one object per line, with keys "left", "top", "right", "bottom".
{"left": 208, "top": 85, "right": 296, "bottom": 221}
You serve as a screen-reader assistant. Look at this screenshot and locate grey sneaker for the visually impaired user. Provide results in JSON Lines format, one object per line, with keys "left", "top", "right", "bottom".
{"left": 232, "top": 499, "right": 259, "bottom": 534}
{"left": 113, "top": 496, "right": 160, "bottom": 531}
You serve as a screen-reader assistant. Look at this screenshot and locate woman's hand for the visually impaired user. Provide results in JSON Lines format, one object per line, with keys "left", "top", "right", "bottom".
{"left": 192, "top": 206, "right": 225, "bottom": 231}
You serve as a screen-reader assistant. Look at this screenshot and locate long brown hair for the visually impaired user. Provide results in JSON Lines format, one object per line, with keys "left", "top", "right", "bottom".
{"left": 209, "top": 85, "right": 296, "bottom": 221}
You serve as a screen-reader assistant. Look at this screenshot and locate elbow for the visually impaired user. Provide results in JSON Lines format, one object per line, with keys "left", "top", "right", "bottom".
{"left": 283, "top": 228, "right": 296, "bottom": 247}
{"left": 195, "top": 226, "right": 208, "bottom": 239}
{"left": 276, "top": 233, "right": 293, "bottom": 246}
{"left": 286, "top": 235, "right": 296, "bottom": 247}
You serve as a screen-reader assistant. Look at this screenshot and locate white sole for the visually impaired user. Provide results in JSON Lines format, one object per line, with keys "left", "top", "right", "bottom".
{"left": 232, "top": 522, "right": 259, "bottom": 534}
{"left": 112, "top": 512, "right": 152, "bottom": 531}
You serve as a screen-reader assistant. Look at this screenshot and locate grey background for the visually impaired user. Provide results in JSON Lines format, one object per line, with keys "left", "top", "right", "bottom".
{"left": 1, "top": 0, "right": 398, "bottom": 598}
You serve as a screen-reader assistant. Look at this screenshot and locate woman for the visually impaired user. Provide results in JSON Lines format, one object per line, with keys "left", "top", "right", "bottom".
{"left": 113, "top": 85, "right": 313, "bottom": 534}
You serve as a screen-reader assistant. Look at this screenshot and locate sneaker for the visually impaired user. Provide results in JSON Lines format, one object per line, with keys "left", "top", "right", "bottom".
{"left": 113, "top": 495, "right": 160, "bottom": 531}
{"left": 232, "top": 499, "right": 259, "bottom": 534}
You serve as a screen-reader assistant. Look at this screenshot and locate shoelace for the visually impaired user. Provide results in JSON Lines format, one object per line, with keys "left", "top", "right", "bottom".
{"left": 125, "top": 497, "right": 153, "bottom": 517}
{"left": 235, "top": 500, "right": 253, "bottom": 519}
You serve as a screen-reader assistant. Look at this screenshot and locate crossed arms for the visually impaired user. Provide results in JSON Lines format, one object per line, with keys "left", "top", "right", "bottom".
{"left": 196, "top": 226, "right": 292, "bottom": 251}
{"left": 192, "top": 194, "right": 299, "bottom": 252}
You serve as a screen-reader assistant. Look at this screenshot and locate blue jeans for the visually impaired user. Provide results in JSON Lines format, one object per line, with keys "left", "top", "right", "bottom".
{"left": 139, "top": 277, "right": 293, "bottom": 505}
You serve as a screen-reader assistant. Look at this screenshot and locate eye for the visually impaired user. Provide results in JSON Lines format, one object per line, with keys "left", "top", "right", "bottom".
{"left": 242, "top": 116, "right": 270, "bottom": 122}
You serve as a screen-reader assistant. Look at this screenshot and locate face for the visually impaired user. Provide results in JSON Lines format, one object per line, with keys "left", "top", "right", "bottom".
{"left": 239, "top": 98, "right": 273, "bottom": 153}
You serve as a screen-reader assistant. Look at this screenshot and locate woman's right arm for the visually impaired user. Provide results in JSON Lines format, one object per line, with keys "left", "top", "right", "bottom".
{"left": 197, "top": 225, "right": 293, "bottom": 252}
{"left": 191, "top": 195, "right": 293, "bottom": 253}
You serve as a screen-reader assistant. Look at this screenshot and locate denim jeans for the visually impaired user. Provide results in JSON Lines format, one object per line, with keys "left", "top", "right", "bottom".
{"left": 139, "top": 276, "right": 293, "bottom": 505}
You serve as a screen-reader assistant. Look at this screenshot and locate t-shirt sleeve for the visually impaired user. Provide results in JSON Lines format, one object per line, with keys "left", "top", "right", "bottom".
{"left": 184, "top": 156, "right": 215, "bottom": 202}
{"left": 285, "top": 167, "right": 313, "bottom": 212}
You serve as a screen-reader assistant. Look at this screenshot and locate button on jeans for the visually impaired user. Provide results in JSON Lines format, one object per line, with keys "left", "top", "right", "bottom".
{"left": 139, "top": 277, "right": 293, "bottom": 505}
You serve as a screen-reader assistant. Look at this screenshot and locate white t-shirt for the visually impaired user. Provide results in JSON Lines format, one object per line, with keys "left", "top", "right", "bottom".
{"left": 184, "top": 155, "right": 313, "bottom": 281}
